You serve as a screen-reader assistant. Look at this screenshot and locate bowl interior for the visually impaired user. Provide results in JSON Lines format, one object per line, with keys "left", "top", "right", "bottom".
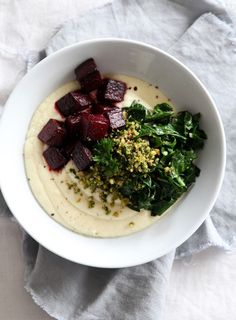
{"left": 0, "top": 39, "right": 225, "bottom": 267}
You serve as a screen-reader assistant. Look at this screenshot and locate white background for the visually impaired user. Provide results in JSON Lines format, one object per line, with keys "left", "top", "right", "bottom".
{"left": 0, "top": 1, "right": 236, "bottom": 319}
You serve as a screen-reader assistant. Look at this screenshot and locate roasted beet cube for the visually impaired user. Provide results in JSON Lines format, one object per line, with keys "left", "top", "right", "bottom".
{"left": 89, "top": 90, "right": 98, "bottom": 103}
{"left": 75, "top": 58, "right": 98, "bottom": 81}
{"left": 38, "top": 119, "right": 67, "bottom": 147}
{"left": 65, "top": 105, "right": 93, "bottom": 137}
{"left": 80, "top": 71, "right": 102, "bottom": 93}
{"left": 80, "top": 114, "right": 109, "bottom": 141}
{"left": 107, "top": 110, "right": 126, "bottom": 130}
{"left": 96, "top": 80, "right": 108, "bottom": 102}
{"left": 87, "top": 114, "right": 109, "bottom": 140}
{"left": 103, "top": 79, "right": 126, "bottom": 102}
{"left": 72, "top": 141, "right": 92, "bottom": 171}
{"left": 78, "top": 106, "right": 92, "bottom": 115}
{"left": 55, "top": 91, "right": 92, "bottom": 117}
{"left": 79, "top": 114, "right": 90, "bottom": 140}
{"left": 65, "top": 114, "right": 82, "bottom": 136}
{"left": 61, "top": 140, "right": 77, "bottom": 159}
{"left": 96, "top": 79, "right": 126, "bottom": 103}
{"left": 93, "top": 104, "right": 119, "bottom": 116}
{"left": 65, "top": 107, "right": 93, "bottom": 135}
{"left": 43, "top": 147, "right": 68, "bottom": 170}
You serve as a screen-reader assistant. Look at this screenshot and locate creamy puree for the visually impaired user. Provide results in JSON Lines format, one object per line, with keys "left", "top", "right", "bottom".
{"left": 24, "top": 74, "right": 173, "bottom": 237}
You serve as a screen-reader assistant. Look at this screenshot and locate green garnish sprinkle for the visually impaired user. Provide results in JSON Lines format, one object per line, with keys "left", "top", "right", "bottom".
{"left": 88, "top": 196, "right": 95, "bottom": 208}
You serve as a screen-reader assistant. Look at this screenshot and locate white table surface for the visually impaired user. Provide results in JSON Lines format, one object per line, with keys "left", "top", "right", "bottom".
{"left": 1, "top": 1, "right": 236, "bottom": 319}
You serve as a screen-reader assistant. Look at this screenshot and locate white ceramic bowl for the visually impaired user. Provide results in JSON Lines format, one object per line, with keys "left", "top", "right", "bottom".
{"left": 0, "top": 39, "right": 226, "bottom": 268}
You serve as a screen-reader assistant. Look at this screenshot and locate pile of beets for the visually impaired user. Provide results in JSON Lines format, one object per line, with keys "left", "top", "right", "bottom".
{"left": 38, "top": 58, "right": 127, "bottom": 171}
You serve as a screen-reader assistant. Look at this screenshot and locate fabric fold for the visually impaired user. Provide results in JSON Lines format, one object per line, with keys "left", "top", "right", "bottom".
{"left": 25, "top": 247, "right": 175, "bottom": 320}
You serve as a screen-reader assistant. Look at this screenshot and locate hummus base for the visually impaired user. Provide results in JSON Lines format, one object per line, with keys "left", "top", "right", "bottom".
{"left": 24, "top": 74, "right": 173, "bottom": 237}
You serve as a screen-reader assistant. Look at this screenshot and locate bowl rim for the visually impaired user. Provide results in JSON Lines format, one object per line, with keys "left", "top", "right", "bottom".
{"left": 0, "top": 38, "right": 226, "bottom": 268}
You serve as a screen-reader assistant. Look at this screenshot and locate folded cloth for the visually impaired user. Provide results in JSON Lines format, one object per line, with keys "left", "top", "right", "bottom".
{"left": 0, "top": 0, "right": 236, "bottom": 319}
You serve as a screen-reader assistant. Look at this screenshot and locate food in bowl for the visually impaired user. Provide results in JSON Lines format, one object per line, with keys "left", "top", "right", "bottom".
{"left": 0, "top": 38, "right": 225, "bottom": 267}
{"left": 24, "top": 58, "right": 206, "bottom": 237}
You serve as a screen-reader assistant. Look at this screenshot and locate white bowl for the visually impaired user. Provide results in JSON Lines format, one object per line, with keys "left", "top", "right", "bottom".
{"left": 0, "top": 39, "right": 226, "bottom": 268}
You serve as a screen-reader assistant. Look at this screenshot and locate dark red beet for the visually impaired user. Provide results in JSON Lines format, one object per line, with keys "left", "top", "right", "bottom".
{"left": 87, "top": 114, "right": 109, "bottom": 140}
{"left": 38, "top": 119, "right": 67, "bottom": 147}
{"left": 80, "top": 71, "right": 102, "bottom": 93}
{"left": 96, "top": 79, "right": 126, "bottom": 103}
{"left": 80, "top": 114, "right": 109, "bottom": 141}
{"left": 55, "top": 91, "right": 92, "bottom": 117}
{"left": 78, "top": 106, "right": 92, "bottom": 115}
{"left": 61, "top": 140, "right": 77, "bottom": 159}
{"left": 107, "top": 110, "right": 126, "bottom": 130}
{"left": 65, "top": 107, "right": 92, "bottom": 137}
{"left": 93, "top": 104, "right": 119, "bottom": 116}
{"left": 75, "top": 58, "right": 98, "bottom": 81}
{"left": 89, "top": 90, "right": 98, "bottom": 103}
{"left": 65, "top": 114, "right": 82, "bottom": 136}
{"left": 103, "top": 79, "right": 126, "bottom": 102}
{"left": 96, "top": 79, "right": 108, "bottom": 102}
{"left": 72, "top": 141, "right": 92, "bottom": 171}
{"left": 79, "top": 114, "right": 90, "bottom": 140}
{"left": 43, "top": 147, "right": 68, "bottom": 170}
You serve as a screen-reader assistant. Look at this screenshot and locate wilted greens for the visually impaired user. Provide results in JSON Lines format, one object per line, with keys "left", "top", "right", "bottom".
{"left": 82, "top": 101, "right": 207, "bottom": 216}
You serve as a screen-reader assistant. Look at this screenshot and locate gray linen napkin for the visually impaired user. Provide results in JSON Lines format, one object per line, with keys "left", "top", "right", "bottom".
{"left": 1, "top": 0, "right": 236, "bottom": 319}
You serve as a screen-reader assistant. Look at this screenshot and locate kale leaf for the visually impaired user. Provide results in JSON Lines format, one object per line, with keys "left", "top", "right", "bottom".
{"left": 146, "top": 103, "right": 174, "bottom": 122}
{"left": 119, "top": 102, "right": 207, "bottom": 216}
{"left": 171, "top": 111, "right": 207, "bottom": 150}
{"left": 138, "top": 123, "right": 186, "bottom": 140}
{"left": 125, "top": 101, "right": 174, "bottom": 123}
{"left": 124, "top": 101, "right": 146, "bottom": 122}
{"left": 93, "top": 138, "right": 120, "bottom": 177}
